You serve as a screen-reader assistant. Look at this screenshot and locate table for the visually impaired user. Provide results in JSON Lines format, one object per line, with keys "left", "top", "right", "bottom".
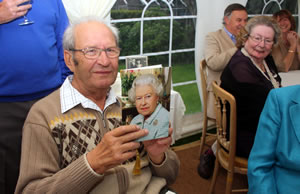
{"left": 111, "top": 73, "right": 186, "bottom": 144}
{"left": 170, "top": 90, "right": 186, "bottom": 143}
{"left": 279, "top": 70, "right": 300, "bottom": 87}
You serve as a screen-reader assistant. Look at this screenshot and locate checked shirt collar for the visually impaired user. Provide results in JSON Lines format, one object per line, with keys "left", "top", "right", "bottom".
{"left": 60, "top": 75, "right": 117, "bottom": 114}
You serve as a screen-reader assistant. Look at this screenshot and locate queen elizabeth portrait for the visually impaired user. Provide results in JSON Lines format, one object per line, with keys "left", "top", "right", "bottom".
{"left": 128, "top": 74, "right": 169, "bottom": 141}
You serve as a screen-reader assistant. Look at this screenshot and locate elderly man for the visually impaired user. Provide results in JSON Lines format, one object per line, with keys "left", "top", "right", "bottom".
{"left": 15, "top": 17, "right": 179, "bottom": 194}
{"left": 198, "top": 3, "right": 248, "bottom": 179}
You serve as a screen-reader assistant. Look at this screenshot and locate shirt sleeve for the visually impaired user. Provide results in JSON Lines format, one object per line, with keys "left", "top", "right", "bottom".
{"left": 155, "top": 108, "right": 169, "bottom": 139}
{"left": 248, "top": 89, "right": 280, "bottom": 194}
{"left": 149, "top": 149, "right": 180, "bottom": 185}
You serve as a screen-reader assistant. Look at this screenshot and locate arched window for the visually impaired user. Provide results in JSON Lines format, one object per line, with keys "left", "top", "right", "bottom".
{"left": 111, "top": 0, "right": 199, "bottom": 115}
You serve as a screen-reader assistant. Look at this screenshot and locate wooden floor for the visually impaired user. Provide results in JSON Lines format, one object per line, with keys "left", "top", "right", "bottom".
{"left": 169, "top": 139, "right": 248, "bottom": 194}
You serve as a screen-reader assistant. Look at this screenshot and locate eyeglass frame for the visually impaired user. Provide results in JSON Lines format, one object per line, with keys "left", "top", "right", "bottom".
{"left": 69, "top": 47, "right": 121, "bottom": 59}
{"left": 248, "top": 35, "right": 274, "bottom": 45}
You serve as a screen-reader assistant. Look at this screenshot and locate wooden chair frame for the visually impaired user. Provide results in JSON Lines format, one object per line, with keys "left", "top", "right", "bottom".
{"left": 199, "top": 59, "right": 216, "bottom": 155}
{"left": 208, "top": 81, "right": 248, "bottom": 194}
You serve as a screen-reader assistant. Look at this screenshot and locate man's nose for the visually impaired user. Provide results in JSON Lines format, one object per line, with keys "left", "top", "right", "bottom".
{"left": 96, "top": 51, "right": 110, "bottom": 66}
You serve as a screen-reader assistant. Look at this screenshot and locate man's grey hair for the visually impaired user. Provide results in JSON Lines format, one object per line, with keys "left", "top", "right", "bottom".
{"left": 222, "top": 3, "right": 247, "bottom": 25}
{"left": 128, "top": 74, "right": 164, "bottom": 102}
{"left": 63, "top": 16, "right": 119, "bottom": 50}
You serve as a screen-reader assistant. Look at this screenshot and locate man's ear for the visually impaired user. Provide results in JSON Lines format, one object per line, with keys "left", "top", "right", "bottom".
{"left": 224, "top": 16, "right": 229, "bottom": 25}
{"left": 64, "top": 50, "right": 75, "bottom": 72}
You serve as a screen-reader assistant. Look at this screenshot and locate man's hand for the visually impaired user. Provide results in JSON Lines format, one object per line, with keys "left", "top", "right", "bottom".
{"left": 143, "top": 128, "right": 173, "bottom": 165}
{"left": 86, "top": 125, "right": 148, "bottom": 174}
{"left": 0, "top": 0, "right": 32, "bottom": 24}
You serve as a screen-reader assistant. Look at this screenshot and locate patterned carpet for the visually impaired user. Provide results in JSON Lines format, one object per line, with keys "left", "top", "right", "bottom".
{"left": 170, "top": 139, "right": 248, "bottom": 194}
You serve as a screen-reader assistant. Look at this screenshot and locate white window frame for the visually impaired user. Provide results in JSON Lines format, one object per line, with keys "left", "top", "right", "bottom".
{"left": 111, "top": 0, "right": 197, "bottom": 88}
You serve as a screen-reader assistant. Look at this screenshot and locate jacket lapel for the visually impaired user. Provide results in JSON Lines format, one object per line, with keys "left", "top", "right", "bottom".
{"left": 290, "top": 96, "right": 300, "bottom": 143}
{"left": 221, "top": 29, "right": 235, "bottom": 47}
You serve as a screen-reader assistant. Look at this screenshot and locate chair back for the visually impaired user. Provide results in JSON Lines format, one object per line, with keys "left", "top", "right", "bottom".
{"left": 199, "top": 60, "right": 208, "bottom": 114}
{"left": 212, "top": 81, "right": 237, "bottom": 169}
{"left": 198, "top": 59, "right": 217, "bottom": 155}
{"left": 209, "top": 81, "right": 247, "bottom": 194}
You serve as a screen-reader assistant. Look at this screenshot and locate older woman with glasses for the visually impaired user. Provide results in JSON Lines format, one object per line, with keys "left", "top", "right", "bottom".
{"left": 220, "top": 16, "right": 282, "bottom": 158}
{"left": 272, "top": 9, "right": 300, "bottom": 72}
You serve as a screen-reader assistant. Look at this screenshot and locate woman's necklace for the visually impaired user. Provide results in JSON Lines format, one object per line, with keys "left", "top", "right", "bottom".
{"left": 241, "top": 48, "right": 279, "bottom": 88}
{"left": 258, "top": 63, "right": 266, "bottom": 72}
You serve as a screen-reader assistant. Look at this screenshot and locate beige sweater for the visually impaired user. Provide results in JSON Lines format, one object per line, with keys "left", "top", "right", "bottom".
{"left": 15, "top": 89, "right": 179, "bottom": 194}
{"left": 272, "top": 39, "right": 300, "bottom": 72}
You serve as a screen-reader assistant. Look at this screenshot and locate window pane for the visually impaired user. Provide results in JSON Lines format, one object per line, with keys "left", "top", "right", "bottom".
{"left": 246, "top": 0, "right": 298, "bottom": 14}
{"left": 174, "top": 84, "right": 201, "bottom": 114}
{"left": 143, "top": 20, "right": 170, "bottom": 53}
{"left": 112, "top": 0, "right": 198, "bottom": 115}
{"left": 172, "top": 52, "right": 195, "bottom": 83}
{"left": 115, "top": 22, "right": 140, "bottom": 56}
{"left": 172, "top": 19, "right": 195, "bottom": 50}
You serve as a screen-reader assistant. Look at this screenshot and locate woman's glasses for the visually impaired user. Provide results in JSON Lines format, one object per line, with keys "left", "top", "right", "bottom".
{"left": 249, "top": 35, "right": 274, "bottom": 45}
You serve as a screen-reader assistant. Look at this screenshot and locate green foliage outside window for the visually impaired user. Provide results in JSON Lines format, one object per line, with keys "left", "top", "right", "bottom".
{"left": 111, "top": 8, "right": 195, "bottom": 65}
{"left": 246, "top": 0, "right": 298, "bottom": 14}
{"left": 112, "top": 7, "right": 200, "bottom": 114}
{"left": 246, "top": 0, "right": 298, "bottom": 30}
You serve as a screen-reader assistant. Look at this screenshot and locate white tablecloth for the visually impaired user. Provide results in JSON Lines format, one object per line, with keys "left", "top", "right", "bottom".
{"left": 111, "top": 73, "right": 186, "bottom": 144}
{"left": 279, "top": 70, "right": 300, "bottom": 87}
{"left": 170, "top": 90, "right": 186, "bottom": 143}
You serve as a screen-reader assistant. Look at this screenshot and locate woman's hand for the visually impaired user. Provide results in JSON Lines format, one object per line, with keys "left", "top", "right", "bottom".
{"left": 286, "top": 31, "right": 298, "bottom": 50}
{"left": 143, "top": 128, "right": 173, "bottom": 165}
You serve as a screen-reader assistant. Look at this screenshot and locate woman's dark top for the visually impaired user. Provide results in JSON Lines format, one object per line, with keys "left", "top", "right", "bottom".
{"left": 220, "top": 49, "right": 281, "bottom": 158}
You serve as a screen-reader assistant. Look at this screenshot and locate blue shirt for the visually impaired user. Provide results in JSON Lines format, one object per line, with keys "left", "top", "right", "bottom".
{"left": 224, "top": 27, "right": 236, "bottom": 44}
{"left": 0, "top": 0, "right": 71, "bottom": 102}
{"left": 131, "top": 103, "right": 169, "bottom": 141}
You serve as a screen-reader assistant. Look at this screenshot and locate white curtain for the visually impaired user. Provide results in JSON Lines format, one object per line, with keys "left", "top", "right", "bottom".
{"left": 194, "top": 0, "right": 247, "bottom": 108}
{"left": 62, "top": 0, "right": 117, "bottom": 23}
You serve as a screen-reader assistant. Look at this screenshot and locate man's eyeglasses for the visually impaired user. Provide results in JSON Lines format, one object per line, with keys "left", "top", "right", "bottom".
{"left": 69, "top": 47, "right": 121, "bottom": 59}
{"left": 249, "top": 35, "right": 274, "bottom": 45}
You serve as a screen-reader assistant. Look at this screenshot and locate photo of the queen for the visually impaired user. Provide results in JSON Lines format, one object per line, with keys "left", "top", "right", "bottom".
{"left": 128, "top": 74, "right": 169, "bottom": 141}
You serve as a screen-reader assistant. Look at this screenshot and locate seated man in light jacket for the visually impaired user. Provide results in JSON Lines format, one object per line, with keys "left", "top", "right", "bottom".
{"left": 198, "top": 3, "right": 248, "bottom": 179}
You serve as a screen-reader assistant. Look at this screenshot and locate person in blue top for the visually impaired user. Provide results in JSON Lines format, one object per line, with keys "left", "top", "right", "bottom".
{"left": 128, "top": 74, "right": 169, "bottom": 142}
{"left": 248, "top": 85, "right": 300, "bottom": 194}
{"left": 0, "top": 0, "right": 70, "bottom": 193}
